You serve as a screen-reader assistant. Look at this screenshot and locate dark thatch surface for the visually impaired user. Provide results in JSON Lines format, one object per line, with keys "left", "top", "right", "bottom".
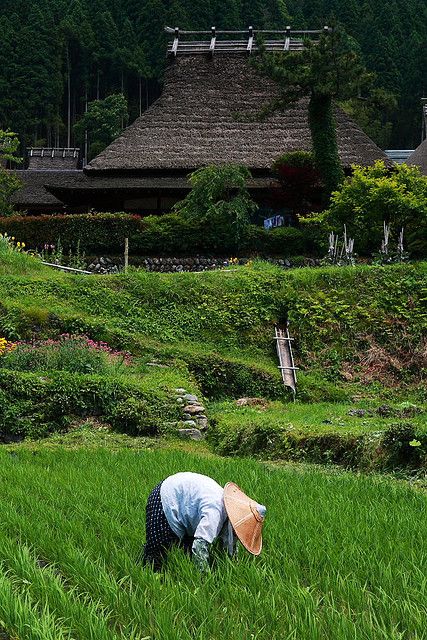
{"left": 44, "top": 173, "right": 278, "bottom": 206}
{"left": 87, "top": 55, "right": 391, "bottom": 173}
{"left": 406, "top": 138, "right": 427, "bottom": 175}
{"left": 44, "top": 173, "right": 277, "bottom": 192}
{"left": 27, "top": 148, "right": 80, "bottom": 170}
{"left": 11, "top": 171, "right": 81, "bottom": 207}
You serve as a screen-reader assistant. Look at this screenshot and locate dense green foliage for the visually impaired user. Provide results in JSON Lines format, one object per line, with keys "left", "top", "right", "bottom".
{"left": 0, "top": 446, "right": 426, "bottom": 638}
{"left": 0, "top": 1, "right": 425, "bottom": 151}
{"left": 73, "top": 93, "right": 129, "bottom": 160}
{"left": 173, "top": 165, "right": 258, "bottom": 248}
{"left": 0, "top": 368, "right": 181, "bottom": 438}
{"left": 0, "top": 212, "right": 310, "bottom": 256}
{"left": 0, "top": 129, "right": 21, "bottom": 215}
{"left": 0, "top": 253, "right": 425, "bottom": 400}
{"left": 305, "top": 162, "right": 427, "bottom": 255}
{"left": 0, "top": 332, "right": 194, "bottom": 438}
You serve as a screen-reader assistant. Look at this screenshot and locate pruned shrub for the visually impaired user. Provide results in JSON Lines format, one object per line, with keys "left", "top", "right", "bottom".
{"left": 0, "top": 212, "right": 314, "bottom": 257}
{"left": 107, "top": 397, "right": 157, "bottom": 435}
{"left": 381, "top": 422, "right": 427, "bottom": 469}
{"left": 0, "top": 370, "right": 177, "bottom": 440}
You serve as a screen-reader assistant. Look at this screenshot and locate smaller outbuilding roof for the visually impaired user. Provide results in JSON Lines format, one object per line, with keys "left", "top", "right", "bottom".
{"left": 406, "top": 138, "right": 427, "bottom": 175}
{"left": 11, "top": 170, "right": 81, "bottom": 208}
{"left": 27, "top": 148, "right": 80, "bottom": 170}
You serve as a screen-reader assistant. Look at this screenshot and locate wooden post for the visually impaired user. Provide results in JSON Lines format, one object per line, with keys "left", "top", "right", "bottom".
{"left": 124, "top": 238, "right": 129, "bottom": 273}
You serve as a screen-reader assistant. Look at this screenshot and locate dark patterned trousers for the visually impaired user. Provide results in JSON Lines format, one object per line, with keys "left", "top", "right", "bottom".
{"left": 142, "top": 481, "right": 180, "bottom": 571}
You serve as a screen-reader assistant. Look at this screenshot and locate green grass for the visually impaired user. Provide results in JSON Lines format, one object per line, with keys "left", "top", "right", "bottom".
{"left": 0, "top": 444, "right": 425, "bottom": 639}
{"left": 1, "top": 253, "right": 425, "bottom": 455}
{"left": 208, "top": 400, "right": 427, "bottom": 469}
{"left": 0, "top": 242, "right": 49, "bottom": 276}
{"left": 211, "top": 400, "right": 427, "bottom": 436}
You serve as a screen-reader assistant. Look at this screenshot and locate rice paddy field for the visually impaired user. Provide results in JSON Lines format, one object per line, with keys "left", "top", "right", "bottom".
{"left": 0, "top": 445, "right": 426, "bottom": 640}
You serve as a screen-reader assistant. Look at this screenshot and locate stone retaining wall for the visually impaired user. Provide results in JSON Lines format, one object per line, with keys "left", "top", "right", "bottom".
{"left": 87, "top": 256, "right": 320, "bottom": 274}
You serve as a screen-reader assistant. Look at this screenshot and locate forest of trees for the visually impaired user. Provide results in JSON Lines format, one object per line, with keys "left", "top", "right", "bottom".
{"left": 0, "top": 0, "right": 425, "bottom": 158}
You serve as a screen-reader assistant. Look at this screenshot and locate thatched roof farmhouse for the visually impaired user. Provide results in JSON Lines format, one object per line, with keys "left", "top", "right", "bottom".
{"left": 15, "top": 29, "right": 391, "bottom": 214}
{"left": 407, "top": 138, "right": 427, "bottom": 175}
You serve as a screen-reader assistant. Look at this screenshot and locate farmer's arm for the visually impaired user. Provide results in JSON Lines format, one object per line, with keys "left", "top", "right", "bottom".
{"left": 192, "top": 538, "right": 211, "bottom": 571}
{"left": 191, "top": 507, "right": 225, "bottom": 571}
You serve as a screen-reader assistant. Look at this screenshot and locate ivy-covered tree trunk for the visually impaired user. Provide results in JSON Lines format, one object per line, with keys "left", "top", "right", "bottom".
{"left": 308, "top": 92, "right": 345, "bottom": 203}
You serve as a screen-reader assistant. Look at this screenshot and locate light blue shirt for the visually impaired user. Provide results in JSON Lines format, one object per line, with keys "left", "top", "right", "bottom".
{"left": 160, "top": 472, "right": 228, "bottom": 544}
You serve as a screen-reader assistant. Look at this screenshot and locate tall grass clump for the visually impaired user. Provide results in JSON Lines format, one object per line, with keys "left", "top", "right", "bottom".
{"left": 0, "top": 334, "right": 131, "bottom": 376}
{"left": 0, "top": 233, "right": 46, "bottom": 276}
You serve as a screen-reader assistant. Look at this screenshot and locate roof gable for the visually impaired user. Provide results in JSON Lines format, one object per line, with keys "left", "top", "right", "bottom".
{"left": 407, "top": 138, "right": 427, "bottom": 175}
{"left": 87, "top": 55, "right": 390, "bottom": 174}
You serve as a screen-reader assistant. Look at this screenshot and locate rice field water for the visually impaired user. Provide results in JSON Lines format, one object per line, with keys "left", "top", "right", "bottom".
{"left": 0, "top": 447, "right": 425, "bottom": 640}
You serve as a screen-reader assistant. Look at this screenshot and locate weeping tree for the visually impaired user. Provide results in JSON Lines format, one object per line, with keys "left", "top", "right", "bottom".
{"left": 255, "top": 26, "right": 372, "bottom": 202}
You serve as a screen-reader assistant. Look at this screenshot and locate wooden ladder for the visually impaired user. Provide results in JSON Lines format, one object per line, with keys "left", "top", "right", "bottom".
{"left": 275, "top": 324, "right": 298, "bottom": 397}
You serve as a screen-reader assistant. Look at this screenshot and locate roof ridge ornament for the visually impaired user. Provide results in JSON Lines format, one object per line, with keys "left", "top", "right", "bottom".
{"left": 165, "top": 25, "right": 330, "bottom": 57}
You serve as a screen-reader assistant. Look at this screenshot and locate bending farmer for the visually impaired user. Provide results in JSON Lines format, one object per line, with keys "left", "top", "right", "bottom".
{"left": 142, "top": 472, "right": 266, "bottom": 571}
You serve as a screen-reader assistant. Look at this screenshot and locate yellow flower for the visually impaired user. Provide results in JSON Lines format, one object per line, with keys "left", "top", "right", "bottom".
{"left": 22, "top": 242, "right": 25, "bottom": 248}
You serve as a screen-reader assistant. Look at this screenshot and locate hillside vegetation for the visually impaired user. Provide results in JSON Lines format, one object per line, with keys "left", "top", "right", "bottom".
{"left": 1, "top": 256, "right": 425, "bottom": 393}
{"left": 1, "top": 250, "right": 426, "bottom": 466}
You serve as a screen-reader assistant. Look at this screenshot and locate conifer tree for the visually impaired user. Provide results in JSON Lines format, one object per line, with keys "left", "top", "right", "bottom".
{"left": 256, "top": 27, "right": 371, "bottom": 201}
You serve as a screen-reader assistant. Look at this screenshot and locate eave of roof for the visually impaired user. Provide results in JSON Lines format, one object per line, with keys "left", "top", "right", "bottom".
{"left": 44, "top": 173, "right": 279, "bottom": 205}
{"left": 11, "top": 170, "right": 81, "bottom": 206}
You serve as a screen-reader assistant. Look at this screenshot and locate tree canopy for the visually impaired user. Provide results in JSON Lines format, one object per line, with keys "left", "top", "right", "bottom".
{"left": 304, "top": 161, "right": 427, "bottom": 256}
{"left": 0, "top": 0, "right": 425, "bottom": 152}
{"left": 0, "top": 129, "right": 21, "bottom": 216}
{"left": 256, "top": 27, "right": 372, "bottom": 200}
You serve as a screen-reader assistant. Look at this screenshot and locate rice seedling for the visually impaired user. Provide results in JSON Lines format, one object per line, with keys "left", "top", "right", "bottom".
{"left": 0, "top": 447, "right": 425, "bottom": 639}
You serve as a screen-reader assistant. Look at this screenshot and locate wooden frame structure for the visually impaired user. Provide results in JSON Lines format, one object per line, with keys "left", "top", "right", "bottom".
{"left": 165, "top": 26, "right": 329, "bottom": 56}
{"left": 275, "top": 324, "right": 298, "bottom": 396}
{"left": 28, "top": 148, "right": 80, "bottom": 159}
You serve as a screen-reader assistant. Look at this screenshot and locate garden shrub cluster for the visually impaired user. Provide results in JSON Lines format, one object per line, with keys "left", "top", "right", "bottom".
{"left": 303, "top": 162, "right": 427, "bottom": 257}
{"left": 0, "top": 213, "right": 312, "bottom": 257}
{"left": 0, "top": 369, "right": 179, "bottom": 439}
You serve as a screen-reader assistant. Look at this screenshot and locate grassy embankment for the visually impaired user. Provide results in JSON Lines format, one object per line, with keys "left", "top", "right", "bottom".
{"left": 0, "top": 248, "right": 426, "bottom": 466}
{"left": 0, "top": 443, "right": 426, "bottom": 640}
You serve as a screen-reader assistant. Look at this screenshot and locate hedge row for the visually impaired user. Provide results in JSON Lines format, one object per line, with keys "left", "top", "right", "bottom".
{"left": 208, "top": 420, "right": 427, "bottom": 471}
{"left": 0, "top": 369, "right": 180, "bottom": 439}
{"left": 0, "top": 213, "right": 314, "bottom": 256}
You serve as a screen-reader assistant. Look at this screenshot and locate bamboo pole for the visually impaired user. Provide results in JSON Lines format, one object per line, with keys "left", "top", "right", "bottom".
{"left": 124, "top": 238, "right": 129, "bottom": 273}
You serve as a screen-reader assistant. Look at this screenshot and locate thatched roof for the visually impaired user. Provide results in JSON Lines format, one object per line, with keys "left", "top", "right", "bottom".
{"left": 44, "top": 173, "right": 278, "bottom": 206}
{"left": 87, "top": 55, "right": 391, "bottom": 174}
{"left": 11, "top": 171, "right": 80, "bottom": 208}
{"left": 406, "top": 138, "right": 427, "bottom": 175}
{"left": 27, "top": 148, "right": 80, "bottom": 170}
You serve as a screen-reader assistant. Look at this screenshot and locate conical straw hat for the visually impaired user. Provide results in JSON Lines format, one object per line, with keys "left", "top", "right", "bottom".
{"left": 223, "top": 482, "right": 265, "bottom": 556}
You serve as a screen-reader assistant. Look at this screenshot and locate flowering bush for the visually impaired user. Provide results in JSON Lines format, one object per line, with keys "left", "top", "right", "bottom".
{"left": 0, "top": 232, "right": 25, "bottom": 252}
{"left": 0, "top": 337, "right": 16, "bottom": 356}
{"left": 0, "top": 334, "right": 131, "bottom": 375}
